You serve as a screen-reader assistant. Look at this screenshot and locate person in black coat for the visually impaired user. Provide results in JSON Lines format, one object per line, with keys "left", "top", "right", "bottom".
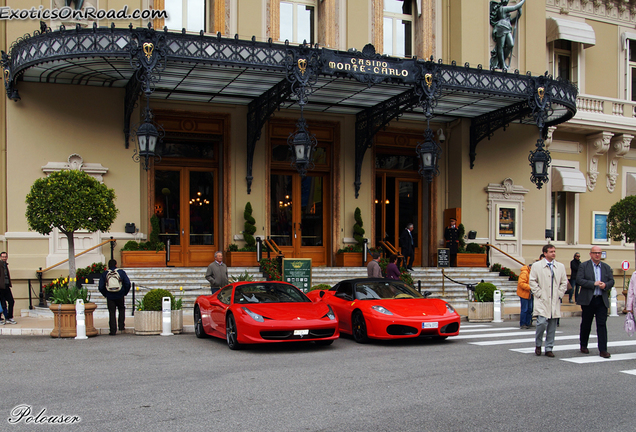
{"left": 444, "top": 218, "right": 460, "bottom": 267}
{"left": 98, "top": 259, "right": 132, "bottom": 335}
{"left": 399, "top": 223, "right": 415, "bottom": 271}
{"left": 569, "top": 252, "right": 581, "bottom": 303}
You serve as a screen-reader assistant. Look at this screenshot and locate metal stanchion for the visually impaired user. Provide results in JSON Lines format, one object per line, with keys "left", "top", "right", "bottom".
{"left": 160, "top": 297, "right": 173, "bottom": 336}
{"left": 362, "top": 239, "right": 368, "bottom": 267}
{"left": 256, "top": 237, "right": 263, "bottom": 262}
{"left": 37, "top": 268, "right": 46, "bottom": 308}
{"left": 132, "top": 282, "right": 136, "bottom": 317}
{"left": 493, "top": 290, "right": 503, "bottom": 322}
{"left": 75, "top": 299, "right": 88, "bottom": 340}
{"left": 110, "top": 236, "right": 115, "bottom": 261}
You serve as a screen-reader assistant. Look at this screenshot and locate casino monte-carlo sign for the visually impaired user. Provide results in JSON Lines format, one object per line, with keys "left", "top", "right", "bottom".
{"left": 321, "top": 45, "right": 417, "bottom": 84}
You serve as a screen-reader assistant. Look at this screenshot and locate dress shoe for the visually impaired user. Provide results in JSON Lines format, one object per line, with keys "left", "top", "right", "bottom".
{"left": 600, "top": 351, "right": 611, "bottom": 359}
{"left": 545, "top": 351, "right": 555, "bottom": 358}
{"left": 535, "top": 346, "right": 541, "bottom": 356}
{"left": 580, "top": 347, "right": 589, "bottom": 354}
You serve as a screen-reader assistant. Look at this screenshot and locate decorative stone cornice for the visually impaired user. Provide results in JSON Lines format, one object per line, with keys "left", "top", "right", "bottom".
{"left": 607, "top": 134, "right": 634, "bottom": 192}
{"left": 547, "top": 0, "right": 636, "bottom": 25}
{"left": 586, "top": 131, "right": 613, "bottom": 191}
{"left": 41, "top": 154, "right": 108, "bottom": 182}
{"left": 485, "top": 178, "right": 529, "bottom": 201}
{"left": 545, "top": 126, "right": 558, "bottom": 147}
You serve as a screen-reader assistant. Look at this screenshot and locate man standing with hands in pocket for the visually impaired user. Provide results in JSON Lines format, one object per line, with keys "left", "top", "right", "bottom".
{"left": 577, "top": 246, "right": 614, "bottom": 358}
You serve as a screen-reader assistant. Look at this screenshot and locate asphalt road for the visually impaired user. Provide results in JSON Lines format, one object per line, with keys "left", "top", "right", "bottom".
{"left": 1, "top": 316, "right": 634, "bottom": 432}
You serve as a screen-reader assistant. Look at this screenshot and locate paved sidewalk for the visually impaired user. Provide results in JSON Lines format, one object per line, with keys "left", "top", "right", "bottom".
{"left": 0, "top": 301, "right": 591, "bottom": 337}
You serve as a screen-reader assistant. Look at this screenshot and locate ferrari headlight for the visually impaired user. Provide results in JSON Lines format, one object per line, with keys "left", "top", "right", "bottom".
{"left": 324, "top": 305, "right": 336, "bottom": 320}
{"left": 446, "top": 303, "right": 455, "bottom": 313}
{"left": 371, "top": 305, "right": 393, "bottom": 315}
{"left": 242, "top": 307, "right": 264, "bottom": 323}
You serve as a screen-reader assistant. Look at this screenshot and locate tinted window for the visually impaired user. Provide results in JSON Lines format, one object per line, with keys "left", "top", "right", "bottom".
{"left": 218, "top": 286, "right": 233, "bottom": 305}
{"left": 234, "top": 283, "right": 310, "bottom": 303}
{"left": 335, "top": 282, "right": 353, "bottom": 297}
{"left": 354, "top": 281, "right": 423, "bottom": 300}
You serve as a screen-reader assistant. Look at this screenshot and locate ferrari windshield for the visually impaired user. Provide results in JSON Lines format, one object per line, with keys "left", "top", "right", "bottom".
{"left": 234, "top": 283, "right": 310, "bottom": 304}
{"left": 354, "top": 281, "right": 424, "bottom": 300}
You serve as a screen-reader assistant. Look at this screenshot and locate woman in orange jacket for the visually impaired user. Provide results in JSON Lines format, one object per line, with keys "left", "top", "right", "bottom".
{"left": 517, "top": 263, "right": 533, "bottom": 329}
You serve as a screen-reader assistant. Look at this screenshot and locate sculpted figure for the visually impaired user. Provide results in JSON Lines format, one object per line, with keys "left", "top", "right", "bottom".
{"left": 489, "top": 0, "right": 526, "bottom": 70}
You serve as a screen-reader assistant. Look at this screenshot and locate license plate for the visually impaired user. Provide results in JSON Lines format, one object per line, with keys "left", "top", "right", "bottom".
{"left": 422, "top": 322, "right": 438, "bottom": 329}
{"left": 294, "top": 329, "right": 309, "bottom": 336}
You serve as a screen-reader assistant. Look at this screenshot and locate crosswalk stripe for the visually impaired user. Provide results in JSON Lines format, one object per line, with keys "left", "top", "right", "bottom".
{"left": 455, "top": 330, "right": 562, "bottom": 340}
{"left": 510, "top": 339, "right": 636, "bottom": 353}
{"left": 459, "top": 324, "right": 492, "bottom": 329}
{"left": 620, "top": 369, "right": 636, "bottom": 376}
{"left": 561, "top": 353, "right": 636, "bottom": 363}
{"left": 460, "top": 327, "right": 521, "bottom": 333}
{"left": 470, "top": 334, "right": 588, "bottom": 346}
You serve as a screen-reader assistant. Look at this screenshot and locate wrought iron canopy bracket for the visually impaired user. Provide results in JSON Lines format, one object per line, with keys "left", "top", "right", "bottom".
{"left": 469, "top": 100, "right": 530, "bottom": 169}
{"left": 284, "top": 43, "right": 320, "bottom": 109}
{"left": 528, "top": 73, "right": 554, "bottom": 137}
{"left": 129, "top": 24, "right": 168, "bottom": 97}
{"left": 246, "top": 78, "right": 292, "bottom": 194}
{"left": 123, "top": 75, "right": 142, "bottom": 149}
{"left": 414, "top": 59, "right": 443, "bottom": 120}
{"left": 354, "top": 89, "right": 419, "bottom": 198}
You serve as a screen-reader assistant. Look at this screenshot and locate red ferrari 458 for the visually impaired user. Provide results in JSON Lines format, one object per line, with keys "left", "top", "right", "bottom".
{"left": 306, "top": 278, "right": 460, "bottom": 343}
{"left": 194, "top": 281, "right": 339, "bottom": 349}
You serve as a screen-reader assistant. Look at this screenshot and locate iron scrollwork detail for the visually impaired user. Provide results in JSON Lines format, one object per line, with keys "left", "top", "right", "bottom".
{"left": 285, "top": 43, "right": 320, "bottom": 109}
{"left": 415, "top": 59, "right": 443, "bottom": 120}
{"left": 528, "top": 73, "right": 554, "bottom": 134}
{"left": 129, "top": 24, "right": 167, "bottom": 99}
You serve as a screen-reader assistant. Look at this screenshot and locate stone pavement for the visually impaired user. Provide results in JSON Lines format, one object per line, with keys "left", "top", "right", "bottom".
{"left": 0, "top": 301, "right": 591, "bottom": 336}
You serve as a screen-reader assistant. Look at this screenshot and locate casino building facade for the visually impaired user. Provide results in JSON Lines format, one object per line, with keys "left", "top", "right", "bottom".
{"left": 1, "top": 0, "right": 636, "bottom": 310}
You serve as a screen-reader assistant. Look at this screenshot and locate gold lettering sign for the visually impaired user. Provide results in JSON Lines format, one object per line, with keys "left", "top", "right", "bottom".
{"left": 425, "top": 73, "right": 433, "bottom": 88}
{"left": 143, "top": 42, "right": 154, "bottom": 60}
{"left": 537, "top": 87, "right": 545, "bottom": 102}
{"left": 298, "top": 58, "right": 307, "bottom": 76}
{"left": 328, "top": 60, "right": 408, "bottom": 78}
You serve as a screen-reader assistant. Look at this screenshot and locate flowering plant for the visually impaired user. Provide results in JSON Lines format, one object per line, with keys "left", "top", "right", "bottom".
{"left": 76, "top": 262, "right": 107, "bottom": 281}
{"left": 259, "top": 258, "right": 282, "bottom": 281}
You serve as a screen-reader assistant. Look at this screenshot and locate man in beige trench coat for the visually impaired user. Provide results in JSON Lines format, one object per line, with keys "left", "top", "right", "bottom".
{"left": 529, "top": 244, "right": 567, "bottom": 357}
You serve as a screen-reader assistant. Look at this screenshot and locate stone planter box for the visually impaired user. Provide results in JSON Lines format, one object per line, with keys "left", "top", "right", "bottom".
{"left": 467, "top": 302, "right": 494, "bottom": 322}
{"left": 121, "top": 250, "right": 166, "bottom": 268}
{"left": 226, "top": 251, "right": 259, "bottom": 267}
{"left": 49, "top": 302, "right": 98, "bottom": 338}
{"left": 457, "top": 253, "right": 487, "bottom": 267}
{"left": 134, "top": 310, "right": 183, "bottom": 335}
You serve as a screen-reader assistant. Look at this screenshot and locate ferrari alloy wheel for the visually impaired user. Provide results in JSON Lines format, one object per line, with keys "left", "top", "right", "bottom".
{"left": 352, "top": 310, "right": 369, "bottom": 343}
{"left": 226, "top": 314, "right": 241, "bottom": 350}
{"left": 194, "top": 305, "right": 208, "bottom": 339}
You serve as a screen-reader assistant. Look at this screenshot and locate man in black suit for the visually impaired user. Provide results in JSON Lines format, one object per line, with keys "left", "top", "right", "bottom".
{"left": 444, "top": 218, "right": 460, "bottom": 267}
{"left": 399, "top": 223, "right": 415, "bottom": 271}
{"left": 576, "top": 246, "right": 614, "bottom": 358}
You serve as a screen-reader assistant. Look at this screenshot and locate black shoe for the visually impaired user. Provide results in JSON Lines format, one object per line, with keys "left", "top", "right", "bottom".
{"left": 109, "top": 332, "right": 116, "bottom": 336}
{"left": 545, "top": 351, "right": 555, "bottom": 358}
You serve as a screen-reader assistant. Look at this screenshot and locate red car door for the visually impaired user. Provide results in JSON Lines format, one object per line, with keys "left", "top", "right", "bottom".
{"left": 329, "top": 282, "right": 354, "bottom": 334}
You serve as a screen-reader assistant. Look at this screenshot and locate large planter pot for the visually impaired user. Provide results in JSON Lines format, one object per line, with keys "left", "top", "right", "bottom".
{"left": 457, "top": 253, "right": 487, "bottom": 267}
{"left": 121, "top": 250, "right": 167, "bottom": 268}
{"left": 49, "top": 303, "right": 98, "bottom": 338}
{"left": 134, "top": 310, "right": 183, "bottom": 335}
{"left": 335, "top": 252, "right": 370, "bottom": 267}
{"left": 467, "top": 302, "right": 494, "bottom": 322}
{"left": 226, "top": 251, "right": 259, "bottom": 267}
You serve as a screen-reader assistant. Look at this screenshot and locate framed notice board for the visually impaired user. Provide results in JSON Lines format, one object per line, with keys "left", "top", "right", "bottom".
{"left": 283, "top": 258, "right": 312, "bottom": 292}
{"left": 437, "top": 248, "right": 450, "bottom": 268}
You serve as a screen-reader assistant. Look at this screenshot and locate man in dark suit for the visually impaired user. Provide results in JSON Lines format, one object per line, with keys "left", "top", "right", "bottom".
{"left": 576, "top": 246, "right": 614, "bottom": 358}
{"left": 444, "top": 218, "right": 460, "bottom": 267}
{"left": 399, "top": 223, "right": 415, "bottom": 271}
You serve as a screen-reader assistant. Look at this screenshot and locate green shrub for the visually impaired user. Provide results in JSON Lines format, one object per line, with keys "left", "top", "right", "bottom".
{"left": 121, "top": 216, "right": 165, "bottom": 252}
{"left": 491, "top": 263, "right": 502, "bottom": 272}
{"left": 457, "top": 223, "right": 466, "bottom": 252}
{"left": 353, "top": 207, "right": 365, "bottom": 246}
{"left": 231, "top": 270, "right": 254, "bottom": 282}
{"left": 309, "top": 284, "right": 331, "bottom": 291}
{"left": 465, "top": 243, "right": 485, "bottom": 254}
{"left": 474, "top": 282, "right": 497, "bottom": 302}
{"left": 138, "top": 289, "right": 177, "bottom": 311}
{"left": 243, "top": 202, "right": 256, "bottom": 248}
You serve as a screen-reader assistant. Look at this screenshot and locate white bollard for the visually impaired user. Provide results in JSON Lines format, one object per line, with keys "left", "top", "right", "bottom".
{"left": 160, "top": 296, "right": 173, "bottom": 336}
{"left": 75, "top": 299, "right": 88, "bottom": 340}
{"left": 492, "top": 290, "right": 503, "bottom": 323}
{"left": 610, "top": 287, "right": 619, "bottom": 317}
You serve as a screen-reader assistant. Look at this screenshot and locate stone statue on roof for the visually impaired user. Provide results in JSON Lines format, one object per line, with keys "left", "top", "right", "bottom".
{"left": 489, "top": 0, "right": 526, "bottom": 70}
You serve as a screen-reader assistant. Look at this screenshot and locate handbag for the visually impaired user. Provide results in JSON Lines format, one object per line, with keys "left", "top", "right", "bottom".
{"left": 625, "top": 312, "right": 635, "bottom": 337}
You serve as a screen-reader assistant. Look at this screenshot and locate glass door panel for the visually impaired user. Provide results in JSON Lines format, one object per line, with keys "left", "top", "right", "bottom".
{"left": 301, "top": 176, "right": 322, "bottom": 246}
{"left": 398, "top": 181, "right": 418, "bottom": 246}
{"left": 189, "top": 171, "right": 215, "bottom": 246}
{"left": 271, "top": 174, "right": 293, "bottom": 246}
{"left": 155, "top": 170, "right": 181, "bottom": 246}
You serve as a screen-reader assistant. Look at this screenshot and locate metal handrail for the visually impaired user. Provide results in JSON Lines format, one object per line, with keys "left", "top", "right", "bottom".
{"left": 485, "top": 243, "right": 525, "bottom": 266}
{"left": 36, "top": 237, "right": 116, "bottom": 274}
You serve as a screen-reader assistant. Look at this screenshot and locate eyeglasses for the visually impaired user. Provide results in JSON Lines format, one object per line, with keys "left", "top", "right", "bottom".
{"left": 591, "top": 252, "right": 602, "bottom": 255}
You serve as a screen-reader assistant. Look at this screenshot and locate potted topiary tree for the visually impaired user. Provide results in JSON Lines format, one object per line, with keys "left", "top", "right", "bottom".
{"left": 120, "top": 214, "right": 167, "bottom": 267}
{"left": 336, "top": 207, "right": 370, "bottom": 267}
{"left": 226, "top": 202, "right": 260, "bottom": 266}
{"left": 467, "top": 282, "right": 500, "bottom": 322}
{"left": 134, "top": 288, "right": 183, "bottom": 335}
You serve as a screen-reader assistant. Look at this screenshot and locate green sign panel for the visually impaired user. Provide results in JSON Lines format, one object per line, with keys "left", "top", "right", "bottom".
{"left": 283, "top": 258, "right": 312, "bottom": 293}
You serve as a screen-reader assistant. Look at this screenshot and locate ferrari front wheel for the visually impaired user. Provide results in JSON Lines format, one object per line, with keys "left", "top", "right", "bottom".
{"left": 352, "top": 311, "right": 369, "bottom": 344}
{"left": 226, "top": 314, "right": 241, "bottom": 350}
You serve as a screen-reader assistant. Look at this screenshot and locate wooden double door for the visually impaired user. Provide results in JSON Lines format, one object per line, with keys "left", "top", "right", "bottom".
{"left": 154, "top": 166, "right": 218, "bottom": 267}
{"left": 270, "top": 171, "right": 329, "bottom": 266}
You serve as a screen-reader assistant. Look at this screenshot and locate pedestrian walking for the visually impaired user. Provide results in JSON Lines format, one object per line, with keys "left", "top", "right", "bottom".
{"left": 98, "top": 259, "right": 131, "bottom": 335}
